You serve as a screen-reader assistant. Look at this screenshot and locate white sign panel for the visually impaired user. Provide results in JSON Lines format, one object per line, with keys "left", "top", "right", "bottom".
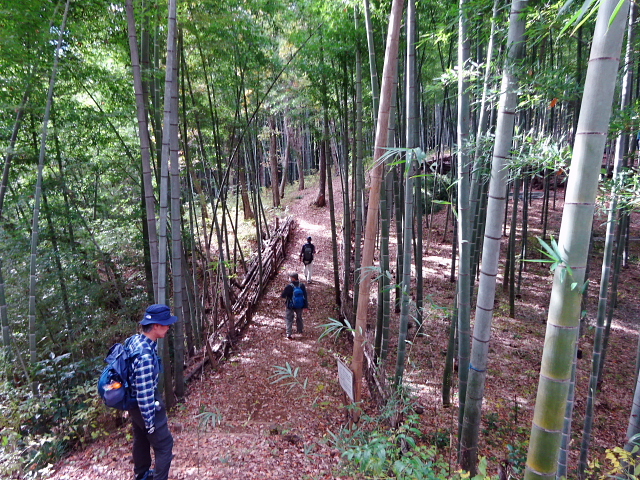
{"left": 337, "top": 358, "right": 354, "bottom": 402}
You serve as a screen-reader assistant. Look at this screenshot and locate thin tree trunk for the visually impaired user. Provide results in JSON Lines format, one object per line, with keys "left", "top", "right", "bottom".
{"left": 269, "top": 116, "right": 280, "bottom": 207}
{"left": 0, "top": 85, "right": 31, "bottom": 351}
{"left": 340, "top": 64, "right": 351, "bottom": 314}
{"left": 156, "top": 0, "right": 179, "bottom": 405}
{"left": 375, "top": 169, "right": 390, "bottom": 360}
{"left": 126, "top": 0, "right": 159, "bottom": 300}
{"left": 315, "top": 70, "right": 327, "bottom": 209}
{"left": 28, "top": 0, "right": 70, "bottom": 394}
{"left": 393, "top": 166, "right": 403, "bottom": 314}
{"left": 394, "top": 0, "right": 418, "bottom": 387}
{"left": 508, "top": 177, "right": 520, "bottom": 317}
{"left": 456, "top": 0, "right": 473, "bottom": 449}
{"left": 460, "top": 0, "right": 527, "bottom": 472}
{"left": 443, "top": 300, "right": 457, "bottom": 406}
{"left": 314, "top": 118, "right": 327, "bottom": 207}
{"left": 279, "top": 116, "right": 290, "bottom": 199}
{"left": 0, "top": 87, "right": 30, "bottom": 218}
{"left": 353, "top": 6, "right": 364, "bottom": 316}
{"left": 42, "top": 190, "right": 72, "bottom": 334}
{"left": 170, "top": 45, "right": 185, "bottom": 401}
{"left": 363, "top": 0, "right": 379, "bottom": 129}
{"left": 294, "top": 127, "right": 305, "bottom": 191}
{"left": 469, "top": 0, "right": 499, "bottom": 276}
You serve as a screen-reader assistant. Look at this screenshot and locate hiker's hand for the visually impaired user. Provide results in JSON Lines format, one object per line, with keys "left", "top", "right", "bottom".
{"left": 146, "top": 426, "right": 155, "bottom": 435}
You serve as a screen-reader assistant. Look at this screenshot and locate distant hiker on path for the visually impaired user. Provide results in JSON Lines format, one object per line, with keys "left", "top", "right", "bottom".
{"left": 127, "top": 304, "right": 178, "bottom": 480}
{"left": 280, "top": 272, "right": 308, "bottom": 339}
{"left": 299, "top": 236, "right": 317, "bottom": 283}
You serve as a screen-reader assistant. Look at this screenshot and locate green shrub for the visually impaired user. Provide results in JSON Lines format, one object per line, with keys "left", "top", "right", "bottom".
{"left": 586, "top": 444, "right": 640, "bottom": 479}
{"left": 0, "top": 352, "right": 112, "bottom": 478}
{"left": 327, "top": 412, "right": 496, "bottom": 480}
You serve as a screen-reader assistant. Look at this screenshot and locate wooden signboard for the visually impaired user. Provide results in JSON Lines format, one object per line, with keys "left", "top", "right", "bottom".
{"left": 337, "top": 358, "right": 354, "bottom": 402}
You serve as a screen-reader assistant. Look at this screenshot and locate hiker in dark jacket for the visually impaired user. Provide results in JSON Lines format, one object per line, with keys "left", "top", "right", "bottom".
{"left": 127, "top": 304, "right": 178, "bottom": 480}
{"left": 299, "top": 236, "right": 317, "bottom": 283}
{"left": 280, "top": 272, "right": 308, "bottom": 339}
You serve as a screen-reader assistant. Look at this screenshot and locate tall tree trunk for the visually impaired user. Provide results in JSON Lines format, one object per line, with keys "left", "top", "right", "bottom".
{"left": 375, "top": 170, "right": 391, "bottom": 360}
{"left": 394, "top": 0, "right": 418, "bottom": 387}
{"left": 269, "top": 116, "right": 280, "bottom": 208}
{"left": 442, "top": 297, "right": 458, "bottom": 406}
{"left": 578, "top": 5, "right": 636, "bottom": 475}
{"left": 157, "top": 0, "right": 179, "bottom": 405}
{"left": 0, "top": 86, "right": 30, "bottom": 218}
{"left": 351, "top": 0, "right": 404, "bottom": 413}
{"left": 42, "top": 190, "right": 72, "bottom": 334}
{"left": 460, "top": 0, "right": 527, "bottom": 472}
{"left": 171, "top": 46, "right": 185, "bottom": 401}
{"left": 0, "top": 85, "right": 30, "bottom": 351}
{"left": 294, "top": 127, "right": 305, "bottom": 191}
{"left": 279, "top": 116, "right": 290, "bottom": 199}
{"left": 524, "top": 1, "right": 630, "bottom": 477}
{"left": 314, "top": 121, "right": 327, "bottom": 207}
{"left": 363, "top": 0, "right": 380, "bottom": 129}
{"left": 469, "top": 0, "right": 499, "bottom": 266}
{"left": 340, "top": 62, "right": 351, "bottom": 314}
{"left": 353, "top": 6, "right": 364, "bottom": 315}
{"left": 326, "top": 139, "right": 341, "bottom": 308}
{"left": 507, "top": 177, "right": 520, "bottom": 317}
{"left": 126, "top": 0, "right": 159, "bottom": 300}
{"left": 456, "top": 0, "right": 472, "bottom": 449}
{"left": 28, "top": 0, "right": 70, "bottom": 394}
{"left": 393, "top": 166, "right": 403, "bottom": 314}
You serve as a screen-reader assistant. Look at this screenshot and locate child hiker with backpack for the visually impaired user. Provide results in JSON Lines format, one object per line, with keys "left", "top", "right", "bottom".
{"left": 280, "top": 272, "right": 308, "bottom": 339}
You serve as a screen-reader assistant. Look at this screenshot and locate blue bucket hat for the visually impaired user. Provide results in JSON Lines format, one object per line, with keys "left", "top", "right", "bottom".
{"left": 140, "top": 304, "right": 178, "bottom": 326}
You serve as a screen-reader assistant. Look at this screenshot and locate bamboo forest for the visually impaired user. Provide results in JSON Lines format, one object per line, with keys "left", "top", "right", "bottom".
{"left": 1, "top": 0, "right": 640, "bottom": 478}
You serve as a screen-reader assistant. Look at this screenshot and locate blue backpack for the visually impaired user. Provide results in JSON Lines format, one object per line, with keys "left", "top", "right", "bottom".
{"left": 290, "top": 283, "right": 305, "bottom": 309}
{"left": 97, "top": 337, "right": 153, "bottom": 410}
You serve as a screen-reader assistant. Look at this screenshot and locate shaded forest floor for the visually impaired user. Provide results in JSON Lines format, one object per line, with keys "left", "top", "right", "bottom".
{"left": 49, "top": 174, "right": 640, "bottom": 479}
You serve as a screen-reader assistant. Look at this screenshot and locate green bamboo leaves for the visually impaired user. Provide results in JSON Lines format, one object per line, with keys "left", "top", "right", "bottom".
{"left": 270, "top": 362, "right": 308, "bottom": 393}
{"left": 534, "top": 236, "right": 588, "bottom": 294}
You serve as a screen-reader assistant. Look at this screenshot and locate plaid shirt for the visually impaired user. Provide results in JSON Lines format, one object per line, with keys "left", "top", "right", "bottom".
{"left": 127, "top": 334, "right": 159, "bottom": 429}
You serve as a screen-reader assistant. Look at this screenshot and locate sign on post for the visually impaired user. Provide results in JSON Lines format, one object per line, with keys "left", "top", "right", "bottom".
{"left": 337, "top": 358, "right": 354, "bottom": 402}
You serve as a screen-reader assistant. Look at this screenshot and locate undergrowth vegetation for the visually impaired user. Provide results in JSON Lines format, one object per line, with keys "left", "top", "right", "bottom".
{"left": 326, "top": 405, "right": 496, "bottom": 479}
{"left": 0, "top": 352, "right": 115, "bottom": 479}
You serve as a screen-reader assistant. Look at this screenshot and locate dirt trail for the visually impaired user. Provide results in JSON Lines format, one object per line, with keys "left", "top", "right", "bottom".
{"left": 50, "top": 181, "right": 351, "bottom": 480}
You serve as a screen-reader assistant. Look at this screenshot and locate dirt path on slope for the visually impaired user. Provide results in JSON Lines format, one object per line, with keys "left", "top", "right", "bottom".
{"left": 50, "top": 180, "right": 353, "bottom": 480}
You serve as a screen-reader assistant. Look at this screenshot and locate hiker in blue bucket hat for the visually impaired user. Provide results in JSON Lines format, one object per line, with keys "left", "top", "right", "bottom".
{"left": 126, "top": 304, "right": 178, "bottom": 480}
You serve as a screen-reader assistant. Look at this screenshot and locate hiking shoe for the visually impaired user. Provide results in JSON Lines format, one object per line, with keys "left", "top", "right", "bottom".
{"left": 286, "top": 334, "right": 293, "bottom": 340}
{"left": 136, "top": 470, "right": 154, "bottom": 480}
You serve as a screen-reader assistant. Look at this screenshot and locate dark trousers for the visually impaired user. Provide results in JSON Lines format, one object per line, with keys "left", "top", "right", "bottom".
{"left": 129, "top": 404, "right": 173, "bottom": 480}
{"left": 285, "top": 307, "right": 304, "bottom": 335}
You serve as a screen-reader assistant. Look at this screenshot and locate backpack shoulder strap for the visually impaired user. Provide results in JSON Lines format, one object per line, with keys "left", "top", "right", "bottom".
{"left": 128, "top": 336, "right": 161, "bottom": 380}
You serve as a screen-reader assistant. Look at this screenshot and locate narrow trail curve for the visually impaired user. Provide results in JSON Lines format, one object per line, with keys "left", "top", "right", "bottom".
{"left": 51, "top": 180, "right": 351, "bottom": 480}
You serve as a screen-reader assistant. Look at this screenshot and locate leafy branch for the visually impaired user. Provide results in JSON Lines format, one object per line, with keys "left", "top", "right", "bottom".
{"left": 269, "top": 362, "right": 308, "bottom": 393}
{"left": 318, "top": 317, "right": 354, "bottom": 342}
{"left": 527, "top": 236, "right": 587, "bottom": 293}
